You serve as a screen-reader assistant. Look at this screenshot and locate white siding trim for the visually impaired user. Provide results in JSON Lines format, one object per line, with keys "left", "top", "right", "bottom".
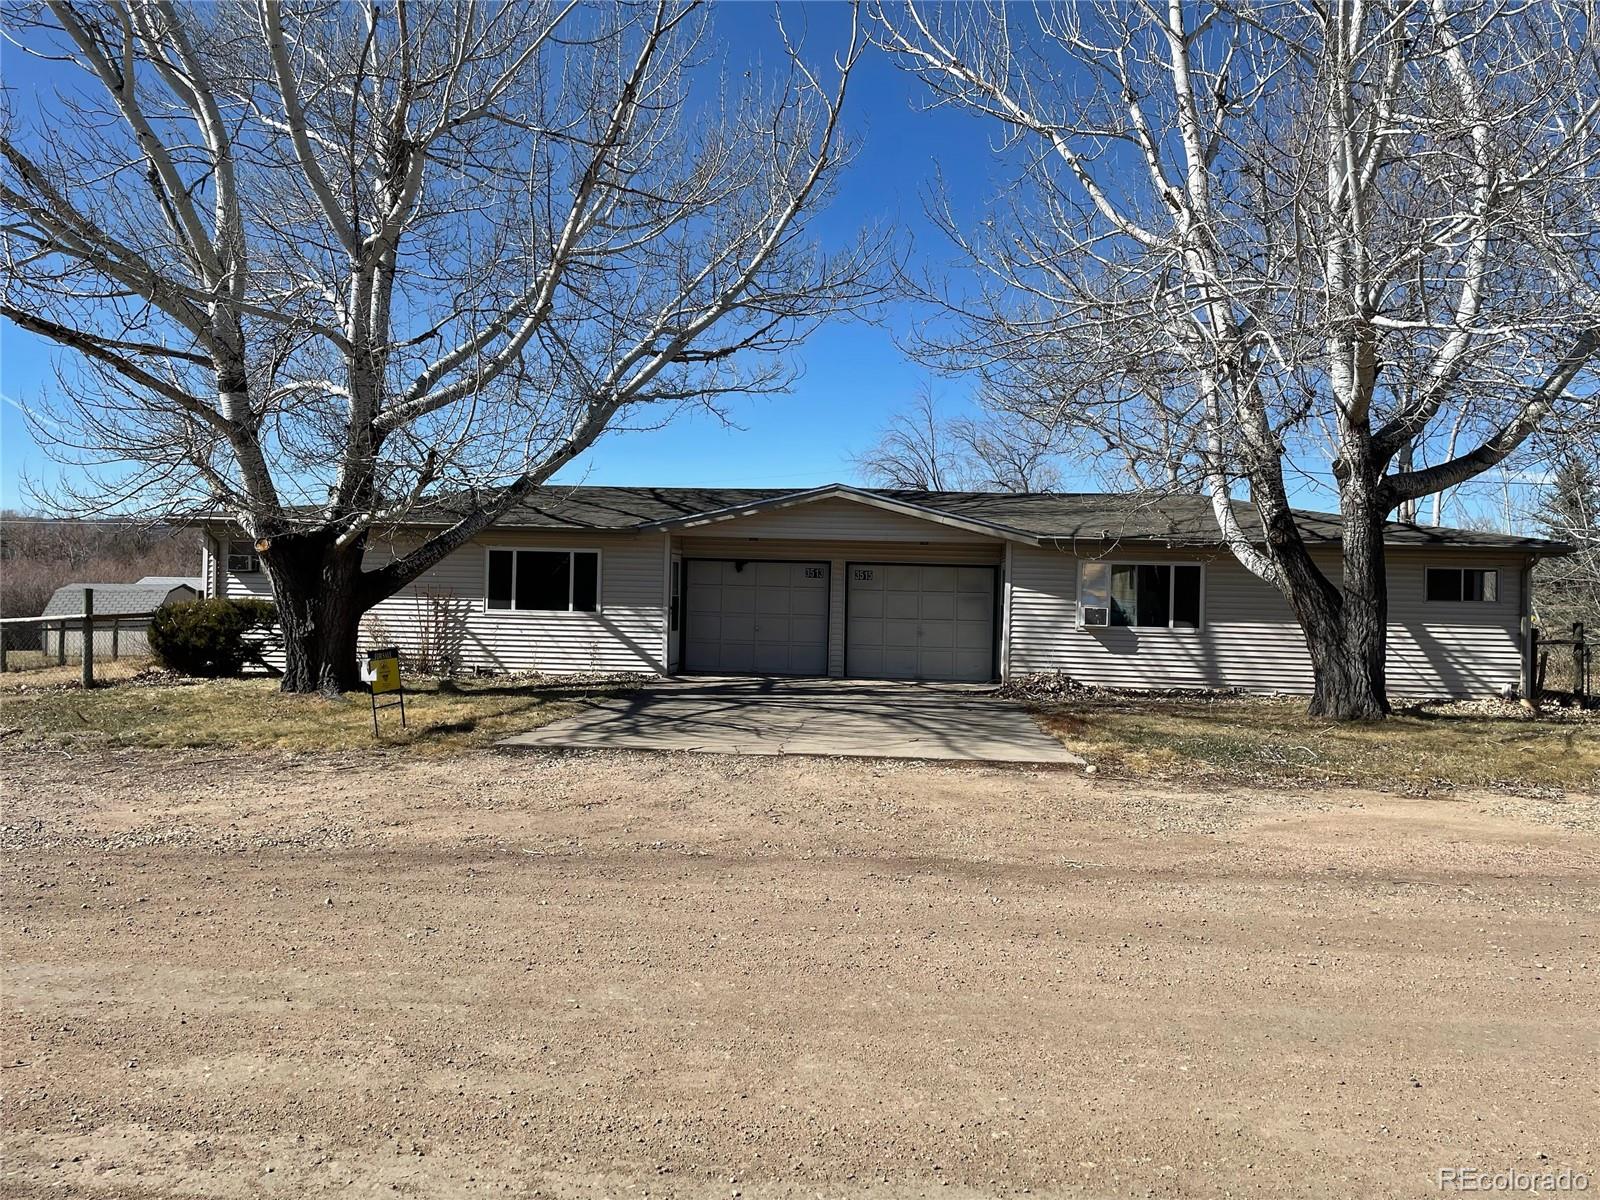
{"left": 660, "top": 533, "right": 673, "bottom": 675}
{"left": 1000, "top": 541, "right": 1014, "bottom": 681}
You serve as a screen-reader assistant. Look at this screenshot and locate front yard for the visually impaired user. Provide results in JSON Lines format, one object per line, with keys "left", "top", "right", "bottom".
{"left": 3, "top": 666, "right": 1595, "bottom": 793}
{"left": 1030, "top": 691, "right": 1598, "bottom": 794}
{"left": 0, "top": 665, "right": 635, "bottom": 754}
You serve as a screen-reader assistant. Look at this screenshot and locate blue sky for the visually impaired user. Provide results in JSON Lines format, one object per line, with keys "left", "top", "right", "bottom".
{"left": 0, "top": 4, "right": 1544, "bottom": 528}
{"left": 0, "top": 4, "right": 1009, "bottom": 509}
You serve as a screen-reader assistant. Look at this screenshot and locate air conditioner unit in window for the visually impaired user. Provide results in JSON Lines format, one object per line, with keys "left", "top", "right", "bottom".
{"left": 1080, "top": 605, "right": 1109, "bottom": 628}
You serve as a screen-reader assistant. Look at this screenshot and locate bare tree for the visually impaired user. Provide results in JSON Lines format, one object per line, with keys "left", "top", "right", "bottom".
{"left": 852, "top": 386, "right": 964, "bottom": 489}
{"left": 852, "top": 384, "right": 1064, "bottom": 492}
{"left": 871, "top": 0, "right": 1600, "bottom": 718}
{"left": 2, "top": 0, "right": 883, "bottom": 691}
{"left": 1529, "top": 439, "right": 1600, "bottom": 636}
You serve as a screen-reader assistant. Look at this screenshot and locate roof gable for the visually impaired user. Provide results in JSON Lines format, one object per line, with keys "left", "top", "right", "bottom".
{"left": 635, "top": 483, "right": 1038, "bottom": 544}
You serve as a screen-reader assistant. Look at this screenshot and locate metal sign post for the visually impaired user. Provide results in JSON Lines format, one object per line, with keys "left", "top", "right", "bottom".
{"left": 366, "top": 646, "right": 406, "bottom": 736}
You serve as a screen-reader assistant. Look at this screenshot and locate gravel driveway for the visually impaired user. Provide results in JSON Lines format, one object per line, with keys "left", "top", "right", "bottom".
{"left": 2, "top": 747, "right": 1596, "bottom": 1198}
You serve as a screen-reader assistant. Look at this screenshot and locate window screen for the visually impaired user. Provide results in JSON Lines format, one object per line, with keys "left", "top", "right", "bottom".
{"left": 1093, "top": 561, "right": 1203, "bottom": 630}
{"left": 227, "top": 539, "right": 260, "bottom": 573}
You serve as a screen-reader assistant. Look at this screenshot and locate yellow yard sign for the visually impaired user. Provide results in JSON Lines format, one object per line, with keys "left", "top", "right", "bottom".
{"left": 366, "top": 647, "right": 407, "bottom": 735}
{"left": 370, "top": 650, "right": 401, "bottom": 694}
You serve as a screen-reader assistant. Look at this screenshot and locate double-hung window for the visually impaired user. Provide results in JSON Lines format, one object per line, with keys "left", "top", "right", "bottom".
{"left": 486, "top": 548, "right": 600, "bottom": 613}
{"left": 227, "top": 539, "right": 261, "bottom": 573}
{"left": 1079, "top": 561, "right": 1203, "bottom": 630}
{"left": 1425, "top": 567, "right": 1498, "bottom": 603}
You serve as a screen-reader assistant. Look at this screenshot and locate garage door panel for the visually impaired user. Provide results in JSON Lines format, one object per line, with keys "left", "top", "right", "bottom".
{"left": 882, "top": 646, "right": 920, "bottom": 678}
{"left": 955, "top": 593, "right": 990, "bottom": 621}
{"left": 791, "top": 615, "right": 826, "bottom": 643}
{"left": 956, "top": 619, "right": 991, "bottom": 650}
{"left": 884, "top": 618, "right": 920, "bottom": 648}
{"left": 793, "top": 587, "right": 828, "bottom": 616}
{"left": 955, "top": 649, "right": 992, "bottom": 678}
{"left": 756, "top": 588, "right": 793, "bottom": 615}
{"left": 847, "top": 562, "right": 995, "bottom": 682}
{"left": 684, "top": 560, "right": 828, "bottom": 676}
{"left": 885, "top": 564, "right": 921, "bottom": 590}
{"left": 886, "top": 591, "right": 920, "bottom": 620}
{"left": 958, "top": 567, "right": 992, "bottom": 592}
{"left": 754, "top": 616, "right": 792, "bottom": 644}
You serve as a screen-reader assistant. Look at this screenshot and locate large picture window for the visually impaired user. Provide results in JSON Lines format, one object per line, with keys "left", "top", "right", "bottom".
{"left": 1425, "top": 567, "right": 1498, "bottom": 603}
{"left": 486, "top": 549, "right": 600, "bottom": 612}
{"left": 1079, "top": 561, "right": 1203, "bottom": 630}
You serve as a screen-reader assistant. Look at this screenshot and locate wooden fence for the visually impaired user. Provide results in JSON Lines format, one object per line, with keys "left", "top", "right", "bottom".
{"left": 1529, "top": 621, "right": 1592, "bottom": 708}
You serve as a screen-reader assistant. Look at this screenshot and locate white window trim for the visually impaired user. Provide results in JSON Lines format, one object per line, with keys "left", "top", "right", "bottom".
{"left": 1424, "top": 566, "right": 1501, "bottom": 604}
{"left": 483, "top": 546, "right": 603, "bottom": 614}
{"left": 227, "top": 538, "right": 261, "bottom": 574}
{"left": 1077, "top": 558, "right": 1206, "bottom": 632}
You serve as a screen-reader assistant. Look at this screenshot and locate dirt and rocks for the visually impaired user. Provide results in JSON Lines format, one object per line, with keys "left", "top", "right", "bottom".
{"left": 2, "top": 746, "right": 1597, "bottom": 1198}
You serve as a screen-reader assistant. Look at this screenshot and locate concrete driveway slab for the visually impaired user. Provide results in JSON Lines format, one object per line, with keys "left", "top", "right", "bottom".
{"left": 498, "top": 677, "right": 1083, "bottom": 764}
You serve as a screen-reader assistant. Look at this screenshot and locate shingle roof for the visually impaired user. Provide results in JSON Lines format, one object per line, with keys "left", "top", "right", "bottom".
{"left": 401, "top": 484, "right": 1566, "bottom": 553}
{"left": 136, "top": 575, "right": 203, "bottom": 589}
{"left": 40, "top": 582, "right": 199, "bottom": 617}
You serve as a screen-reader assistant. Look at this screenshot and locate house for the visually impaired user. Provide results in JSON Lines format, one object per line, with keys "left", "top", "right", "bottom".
{"left": 197, "top": 484, "right": 1566, "bottom": 698}
{"left": 39, "top": 579, "right": 203, "bottom": 658}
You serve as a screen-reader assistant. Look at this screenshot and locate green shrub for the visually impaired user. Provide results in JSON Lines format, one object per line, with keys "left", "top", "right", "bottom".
{"left": 149, "top": 598, "right": 278, "bottom": 677}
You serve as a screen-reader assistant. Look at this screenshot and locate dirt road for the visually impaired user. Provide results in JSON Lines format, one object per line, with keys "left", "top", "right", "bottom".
{"left": 2, "top": 748, "right": 1596, "bottom": 1198}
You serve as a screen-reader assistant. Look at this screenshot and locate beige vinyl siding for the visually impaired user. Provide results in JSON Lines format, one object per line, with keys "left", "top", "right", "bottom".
{"left": 220, "top": 529, "right": 667, "bottom": 675}
{"left": 679, "top": 534, "right": 1002, "bottom": 678}
{"left": 1383, "top": 550, "right": 1525, "bottom": 697}
{"left": 1007, "top": 544, "right": 1526, "bottom": 699}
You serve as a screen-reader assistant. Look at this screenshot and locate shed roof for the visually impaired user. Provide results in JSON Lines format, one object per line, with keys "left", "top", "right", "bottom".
{"left": 40, "top": 581, "right": 198, "bottom": 617}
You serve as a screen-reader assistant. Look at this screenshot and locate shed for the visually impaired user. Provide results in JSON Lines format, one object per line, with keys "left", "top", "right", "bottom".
{"left": 39, "top": 581, "right": 201, "bottom": 659}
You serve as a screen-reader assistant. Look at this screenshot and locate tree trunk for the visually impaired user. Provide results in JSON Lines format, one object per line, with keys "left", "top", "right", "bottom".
{"left": 1286, "top": 502, "right": 1391, "bottom": 721}
{"left": 261, "top": 529, "right": 369, "bottom": 694}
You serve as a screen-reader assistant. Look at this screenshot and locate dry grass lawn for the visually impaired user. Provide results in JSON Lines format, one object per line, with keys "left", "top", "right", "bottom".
{"left": 0, "top": 667, "right": 632, "bottom": 755}
{"left": 1033, "top": 693, "right": 1599, "bottom": 793}
{"left": 3, "top": 666, "right": 1595, "bottom": 792}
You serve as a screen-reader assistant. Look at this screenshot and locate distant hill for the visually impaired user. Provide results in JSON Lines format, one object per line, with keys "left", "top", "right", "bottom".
{"left": 0, "top": 514, "right": 204, "bottom": 621}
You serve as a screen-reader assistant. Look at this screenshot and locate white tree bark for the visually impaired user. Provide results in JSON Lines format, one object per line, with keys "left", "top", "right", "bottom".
{"left": 2, "top": 0, "right": 885, "bottom": 690}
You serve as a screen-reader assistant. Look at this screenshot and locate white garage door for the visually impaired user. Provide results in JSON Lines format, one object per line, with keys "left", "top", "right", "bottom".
{"left": 846, "top": 563, "right": 996, "bottom": 682}
{"left": 684, "top": 560, "right": 829, "bottom": 675}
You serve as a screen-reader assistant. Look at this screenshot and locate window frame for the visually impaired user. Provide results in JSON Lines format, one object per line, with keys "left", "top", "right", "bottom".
{"left": 227, "top": 538, "right": 261, "bottom": 574}
{"left": 1424, "top": 566, "right": 1500, "bottom": 605}
{"left": 482, "top": 546, "right": 603, "bottom": 615}
{"left": 1077, "top": 559, "right": 1206, "bottom": 632}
